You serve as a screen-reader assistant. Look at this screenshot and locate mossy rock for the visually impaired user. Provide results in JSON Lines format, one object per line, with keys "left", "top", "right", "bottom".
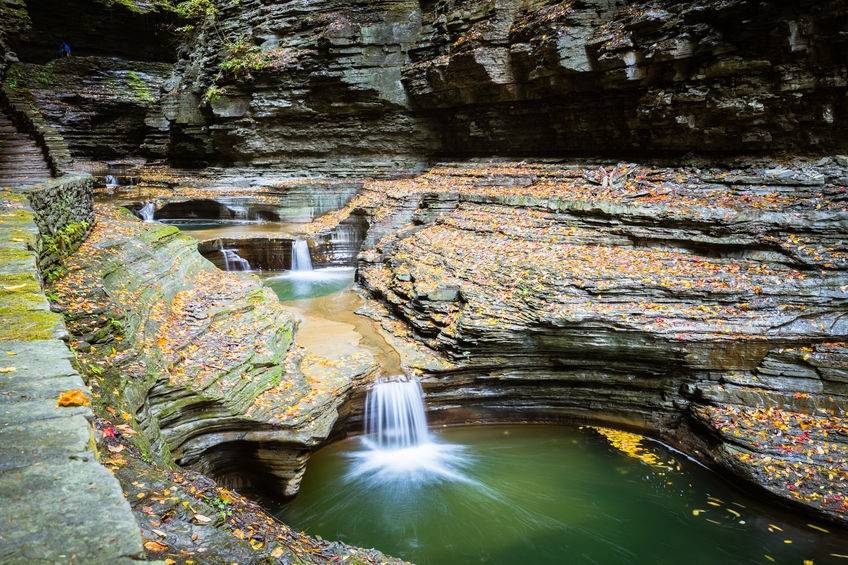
{"left": 0, "top": 308, "right": 63, "bottom": 341}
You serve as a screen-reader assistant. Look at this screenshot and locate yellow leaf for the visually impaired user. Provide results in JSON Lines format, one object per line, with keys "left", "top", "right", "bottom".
{"left": 0, "top": 367, "right": 16, "bottom": 373}
{"left": 271, "top": 547, "right": 284, "bottom": 558}
{"left": 56, "top": 389, "right": 90, "bottom": 407}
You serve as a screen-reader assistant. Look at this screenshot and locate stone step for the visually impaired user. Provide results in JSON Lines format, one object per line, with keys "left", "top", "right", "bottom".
{"left": 0, "top": 108, "right": 54, "bottom": 187}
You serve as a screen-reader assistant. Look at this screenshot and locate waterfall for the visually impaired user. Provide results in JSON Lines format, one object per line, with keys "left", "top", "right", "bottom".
{"left": 220, "top": 248, "right": 251, "bottom": 271}
{"left": 348, "top": 375, "right": 470, "bottom": 483}
{"left": 291, "top": 239, "right": 313, "bottom": 271}
{"left": 105, "top": 175, "right": 119, "bottom": 188}
{"left": 139, "top": 202, "right": 155, "bottom": 222}
{"left": 365, "top": 377, "right": 430, "bottom": 449}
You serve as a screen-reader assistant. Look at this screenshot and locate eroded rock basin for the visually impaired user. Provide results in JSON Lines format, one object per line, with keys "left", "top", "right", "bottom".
{"left": 279, "top": 424, "right": 847, "bottom": 565}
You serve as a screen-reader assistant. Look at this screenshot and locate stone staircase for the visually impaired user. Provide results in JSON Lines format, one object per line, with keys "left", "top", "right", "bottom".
{"left": 0, "top": 111, "right": 53, "bottom": 188}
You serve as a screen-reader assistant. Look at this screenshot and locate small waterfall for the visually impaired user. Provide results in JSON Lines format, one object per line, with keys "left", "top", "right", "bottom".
{"left": 365, "top": 377, "right": 430, "bottom": 449}
{"left": 348, "top": 375, "right": 470, "bottom": 483}
{"left": 105, "top": 175, "right": 119, "bottom": 188}
{"left": 139, "top": 202, "right": 155, "bottom": 222}
{"left": 220, "top": 248, "right": 251, "bottom": 271}
{"left": 291, "top": 239, "right": 313, "bottom": 271}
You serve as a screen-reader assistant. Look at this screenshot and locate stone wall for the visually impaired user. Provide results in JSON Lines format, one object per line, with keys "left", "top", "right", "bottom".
{"left": 24, "top": 174, "right": 94, "bottom": 277}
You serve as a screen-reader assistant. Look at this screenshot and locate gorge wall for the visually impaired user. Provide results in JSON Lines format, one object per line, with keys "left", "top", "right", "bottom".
{"left": 3, "top": 0, "right": 848, "bottom": 173}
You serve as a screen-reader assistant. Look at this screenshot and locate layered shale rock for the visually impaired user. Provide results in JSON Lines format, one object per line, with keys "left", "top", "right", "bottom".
{"left": 310, "top": 158, "right": 848, "bottom": 525}
{"left": 52, "top": 204, "right": 376, "bottom": 496}
{"left": 6, "top": 0, "right": 848, "bottom": 173}
{"left": 164, "top": 0, "right": 848, "bottom": 170}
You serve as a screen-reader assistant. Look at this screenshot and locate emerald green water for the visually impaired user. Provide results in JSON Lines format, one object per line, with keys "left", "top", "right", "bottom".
{"left": 278, "top": 425, "right": 847, "bottom": 564}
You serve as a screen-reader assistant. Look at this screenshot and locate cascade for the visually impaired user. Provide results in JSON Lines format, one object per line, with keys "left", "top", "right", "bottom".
{"left": 139, "top": 202, "right": 155, "bottom": 222}
{"left": 348, "top": 376, "right": 469, "bottom": 483}
{"left": 220, "top": 248, "right": 251, "bottom": 271}
{"left": 364, "top": 377, "right": 429, "bottom": 449}
{"left": 105, "top": 175, "right": 119, "bottom": 187}
{"left": 291, "top": 239, "right": 313, "bottom": 271}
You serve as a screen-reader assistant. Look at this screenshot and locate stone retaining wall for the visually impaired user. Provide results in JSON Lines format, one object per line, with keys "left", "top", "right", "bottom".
{"left": 24, "top": 174, "right": 94, "bottom": 277}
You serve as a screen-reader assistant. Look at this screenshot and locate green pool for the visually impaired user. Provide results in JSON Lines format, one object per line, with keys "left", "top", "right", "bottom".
{"left": 277, "top": 425, "right": 847, "bottom": 565}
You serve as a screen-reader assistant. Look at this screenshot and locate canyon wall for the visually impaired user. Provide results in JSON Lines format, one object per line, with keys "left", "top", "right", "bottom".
{"left": 3, "top": 0, "right": 848, "bottom": 172}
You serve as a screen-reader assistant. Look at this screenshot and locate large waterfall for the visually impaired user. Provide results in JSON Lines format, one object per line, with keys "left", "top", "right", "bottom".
{"left": 348, "top": 376, "right": 470, "bottom": 483}
{"left": 291, "top": 239, "right": 313, "bottom": 271}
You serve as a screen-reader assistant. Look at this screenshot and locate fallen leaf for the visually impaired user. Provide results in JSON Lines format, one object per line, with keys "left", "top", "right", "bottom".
{"left": 193, "top": 514, "right": 212, "bottom": 524}
{"left": 0, "top": 367, "right": 16, "bottom": 373}
{"left": 56, "top": 389, "right": 90, "bottom": 407}
{"left": 143, "top": 540, "right": 168, "bottom": 552}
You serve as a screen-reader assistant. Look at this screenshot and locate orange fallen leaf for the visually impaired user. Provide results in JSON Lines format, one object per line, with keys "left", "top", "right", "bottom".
{"left": 143, "top": 540, "right": 168, "bottom": 552}
{"left": 56, "top": 389, "right": 90, "bottom": 407}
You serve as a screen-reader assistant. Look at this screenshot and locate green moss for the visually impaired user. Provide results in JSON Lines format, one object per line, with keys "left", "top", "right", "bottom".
{"left": 202, "top": 84, "right": 226, "bottom": 105}
{"left": 0, "top": 308, "right": 62, "bottom": 341}
{"left": 0, "top": 247, "right": 35, "bottom": 266}
{"left": 139, "top": 224, "right": 180, "bottom": 243}
{"left": 126, "top": 71, "right": 154, "bottom": 104}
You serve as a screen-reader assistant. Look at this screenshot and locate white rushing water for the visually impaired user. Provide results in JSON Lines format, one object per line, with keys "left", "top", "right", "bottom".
{"left": 365, "top": 377, "right": 430, "bottom": 449}
{"left": 348, "top": 376, "right": 471, "bottom": 485}
{"left": 139, "top": 202, "right": 155, "bottom": 222}
{"left": 220, "top": 248, "right": 251, "bottom": 271}
{"left": 105, "top": 174, "right": 119, "bottom": 188}
{"left": 291, "top": 239, "right": 313, "bottom": 271}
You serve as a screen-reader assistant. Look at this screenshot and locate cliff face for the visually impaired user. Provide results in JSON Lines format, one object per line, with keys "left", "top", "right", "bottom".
{"left": 4, "top": 0, "right": 848, "bottom": 171}
{"left": 164, "top": 0, "right": 848, "bottom": 171}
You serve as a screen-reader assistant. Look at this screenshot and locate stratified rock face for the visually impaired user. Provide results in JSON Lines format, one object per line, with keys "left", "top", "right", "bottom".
{"left": 314, "top": 157, "right": 848, "bottom": 525}
{"left": 6, "top": 0, "right": 848, "bottom": 170}
{"left": 164, "top": 0, "right": 439, "bottom": 171}
{"left": 404, "top": 0, "right": 848, "bottom": 154}
{"left": 52, "top": 205, "right": 375, "bottom": 495}
{"left": 10, "top": 57, "right": 173, "bottom": 160}
{"left": 163, "top": 0, "right": 848, "bottom": 170}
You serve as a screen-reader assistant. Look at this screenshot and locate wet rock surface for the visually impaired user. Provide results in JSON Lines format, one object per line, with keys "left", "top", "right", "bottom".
{"left": 51, "top": 204, "right": 376, "bottom": 498}
{"left": 311, "top": 157, "right": 848, "bottom": 525}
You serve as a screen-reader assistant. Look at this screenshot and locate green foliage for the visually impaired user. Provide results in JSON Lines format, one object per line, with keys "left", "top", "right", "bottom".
{"left": 32, "top": 66, "right": 56, "bottom": 88}
{"left": 44, "top": 266, "right": 66, "bottom": 283}
{"left": 174, "top": 0, "right": 217, "bottom": 20}
{"left": 201, "top": 84, "right": 226, "bottom": 105}
{"left": 207, "top": 494, "right": 233, "bottom": 520}
{"left": 219, "top": 38, "right": 270, "bottom": 79}
{"left": 3, "top": 65, "right": 25, "bottom": 91}
{"left": 126, "top": 71, "right": 154, "bottom": 104}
